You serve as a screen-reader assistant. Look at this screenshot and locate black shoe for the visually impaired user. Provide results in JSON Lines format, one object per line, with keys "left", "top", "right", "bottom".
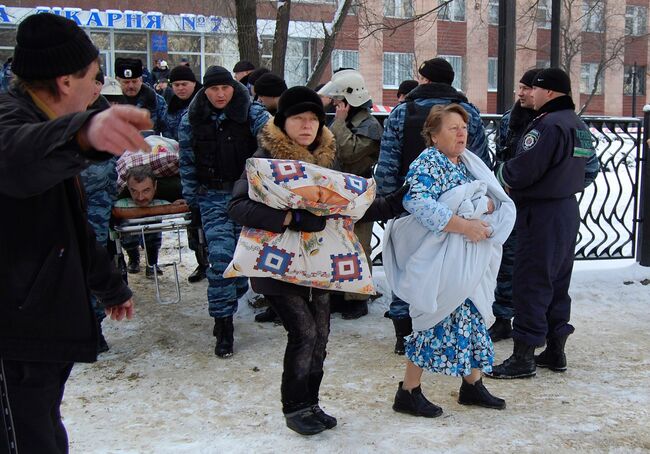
{"left": 145, "top": 264, "right": 163, "bottom": 278}
{"left": 458, "top": 378, "right": 506, "bottom": 409}
{"left": 97, "top": 332, "right": 109, "bottom": 354}
{"left": 284, "top": 407, "right": 327, "bottom": 435}
{"left": 488, "top": 317, "right": 513, "bottom": 342}
{"left": 311, "top": 405, "right": 337, "bottom": 429}
{"left": 213, "top": 316, "right": 234, "bottom": 358}
{"left": 188, "top": 264, "right": 207, "bottom": 283}
{"left": 535, "top": 335, "right": 568, "bottom": 372}
{"left": 255, "top": 306, "right": 280, "bottom": 323}
{"left": 341, "top": 300, "right": 369, "bottom": 320}
{"left": 486, "top": 340, "right": 537, "bottom": 379}
{"left": 127, "top": 259, "right": 140, "bottom": 274}
{"left": 392, "top": 382, "right": 443, "bottom": 418}
{"left": 391, "top": 317, "right": 413, "bottom": 355}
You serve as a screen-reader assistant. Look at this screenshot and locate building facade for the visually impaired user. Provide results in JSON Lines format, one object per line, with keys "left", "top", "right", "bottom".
{"left": 0, "top": 0, "right": 647, "bottom": 115}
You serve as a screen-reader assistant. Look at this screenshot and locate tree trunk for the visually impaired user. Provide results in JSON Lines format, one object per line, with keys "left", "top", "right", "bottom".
{"left": 235, "top": 0, "right": 261, "bottom": 67}
{"left": 272, "top": 0, "right": 292, "bottom": 77}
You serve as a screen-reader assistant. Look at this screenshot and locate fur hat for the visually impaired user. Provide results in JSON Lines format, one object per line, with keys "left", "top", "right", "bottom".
{"left": 274, "top": 86, "right": 325, "bottom": 131}
{"left": 533, "top": 68, "right": 571, "bottom": 94}
{"left": 115, "top": 58, "right": 143, "bottom": 79}
{"left": 203, "top": 65, "right": 234, "bottom": 88}
{"left": 418, "top": 58, "right": 455, "bottom": 85}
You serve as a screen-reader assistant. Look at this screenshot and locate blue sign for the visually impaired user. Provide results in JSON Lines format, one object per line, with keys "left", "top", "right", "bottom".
{"left": 151, "top": 33, "right": 168, "bottom": 52}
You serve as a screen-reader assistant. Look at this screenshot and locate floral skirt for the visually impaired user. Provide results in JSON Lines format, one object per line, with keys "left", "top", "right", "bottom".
{"left": 404, "top": 299, "right": 494, "bottom": 377}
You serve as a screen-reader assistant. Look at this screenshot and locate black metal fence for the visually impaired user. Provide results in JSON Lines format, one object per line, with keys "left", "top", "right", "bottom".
{"left": 363, "top": 112, "right": 645, "bottom": 264}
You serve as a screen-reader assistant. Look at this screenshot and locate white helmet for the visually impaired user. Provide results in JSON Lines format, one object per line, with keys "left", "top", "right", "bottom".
{"left": 101, "top": 76, "right": 122, "bottom": 96}
{"left": 317, "top": 69, "right": 370, "bottom": 107}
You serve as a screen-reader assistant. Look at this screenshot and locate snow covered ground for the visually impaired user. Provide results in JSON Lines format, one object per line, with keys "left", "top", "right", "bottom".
{"left": 61, "top": 239, "right": 650, "bottom": 453}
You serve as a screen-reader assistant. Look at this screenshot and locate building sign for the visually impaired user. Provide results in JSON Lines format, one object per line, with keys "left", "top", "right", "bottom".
{"left": 0, "top": 6, "right": 223, "bottom": 32}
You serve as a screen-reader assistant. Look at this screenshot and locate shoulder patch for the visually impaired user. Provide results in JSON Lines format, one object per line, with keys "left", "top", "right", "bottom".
{"left": 522, "top": 129, "right": 540, "bottom": 151}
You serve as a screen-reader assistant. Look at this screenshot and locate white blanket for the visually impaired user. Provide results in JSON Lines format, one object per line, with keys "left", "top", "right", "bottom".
{"left": 383, "top": 150, "right": 516, "bottom": 331}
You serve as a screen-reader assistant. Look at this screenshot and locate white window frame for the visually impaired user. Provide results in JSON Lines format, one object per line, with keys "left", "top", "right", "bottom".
{"left": 536, "top": 0, "right": 551, "bottom": 29}
{"left": 625, "top": 6, "right": 647, "bottom": 36}
{"left": 438, "top": 0, "right": 466, "bottom": 22}
{"left": 488, "top": 0, "right": 499, "bottom": 26}
{"left": 384, "top": 0, "right": 414, "bottom": 18}
{"left": 438, "top": 54, "right": 463, "bottom": 91}
{"left": 382, "top": 52, "right": 414, "bottom": 89}
{"left": 332, "top": 49, "right": 359, "bottom": 72}
{"left": 488, "top": 57, "right": 498, "bottom": 92}
{"left": 582, "top": 0, "right": 604, "bottom": 33}
{"left": 580, "top": 62, "right": 603, "bottom": 95}
{"left": 624, "top": 65, "right": 646, "bottom": 96}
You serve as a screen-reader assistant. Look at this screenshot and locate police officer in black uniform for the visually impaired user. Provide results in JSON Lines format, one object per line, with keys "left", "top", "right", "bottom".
{"left": 487, "top": 68, "right": 596, "bottom": 379}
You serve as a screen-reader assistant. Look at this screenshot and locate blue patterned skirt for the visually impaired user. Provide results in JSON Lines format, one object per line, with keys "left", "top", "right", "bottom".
{"left": 404, "top": 299, "right": 494, "bottom": 377}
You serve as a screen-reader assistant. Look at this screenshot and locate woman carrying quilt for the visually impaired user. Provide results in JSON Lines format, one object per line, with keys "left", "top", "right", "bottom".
{"left": 228, "top": 86, "right": 406, "bottom": 436}
{"left": 384, "top": 104, "right": 515, "bottom": 417}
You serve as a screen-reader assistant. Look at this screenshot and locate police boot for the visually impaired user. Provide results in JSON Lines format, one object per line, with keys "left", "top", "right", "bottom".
{"left": 488, "top": 317, "right": 513, "bottom": 342}
{"left": 458, "top": 378, "right": 506, "bottom": 409}
{"left": 392, "top": 317, "right": 413, "bottom": 355}
{"left": 341, "top": 299, "right": 369, "bottom": 320}
{"left": 486, "top": 340, "right": 536, "bottom": 379}
{"left": 126, "top": 248, "right": 140, "bottom": 274}
{"left": 535, "top": 335, "right": 568, "bottom": 372}
{"left": 392, "top": 382, "right": 443, "bottom": 418}
{"left": 284, "top": 407, "right": 327, "bottom": 436}
{"left": 188, "top": 263, "right": 207, "bottom": 283}
{"left": 213, "top": 316, "right": 234, "bottom": 358}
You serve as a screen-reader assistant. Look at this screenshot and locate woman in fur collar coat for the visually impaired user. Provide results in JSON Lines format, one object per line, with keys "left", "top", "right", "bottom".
{"left": 229, "top": 86, "right": 406, "bottom": 436}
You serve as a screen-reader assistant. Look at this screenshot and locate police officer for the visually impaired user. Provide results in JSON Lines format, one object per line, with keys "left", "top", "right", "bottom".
{"left": 487, "top": 68, "right": 596, "bottom": 379}
{"left": 374, "top": 57, "right": 491, "bottom": 354}
{"left": 178, "top": 66, "right": 269, "bottom": 357}
{"left": 115, "top": 57, "right": 168, "bottom": 134}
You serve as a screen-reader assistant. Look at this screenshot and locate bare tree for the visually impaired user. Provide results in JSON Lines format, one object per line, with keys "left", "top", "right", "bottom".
{"left": 235, "top": 0, "right": 261, "bottom": 67}
{"left": 271, "top": 0, "right": 292, "bottom": 77}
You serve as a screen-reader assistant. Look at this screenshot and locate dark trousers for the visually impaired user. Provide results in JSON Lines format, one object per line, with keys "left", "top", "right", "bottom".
{"left": 0, "top": 359, "right": 74, "bottom": 454}
{"left": 267, "top": 293, "right": 330, "bottom": 414}
{"left": 492, "top": 228, "right": 517, "bottom": 319}
{"left": 512, "top": 198, "right": 579, "bottom": 347}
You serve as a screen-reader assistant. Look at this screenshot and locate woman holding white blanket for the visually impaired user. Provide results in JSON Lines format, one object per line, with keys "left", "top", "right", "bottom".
{"left": 385, "top": 104, "right": 515, "bottom": 417}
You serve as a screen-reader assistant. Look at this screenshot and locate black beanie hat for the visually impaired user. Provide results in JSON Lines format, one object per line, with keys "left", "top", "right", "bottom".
{"left": 533, "top": 67, "right": 571, "bottom": 94}
{"left": 254, "top": 73, "right": 287, "bottom": 97}
{"left": 519, "top": 68, "right": 541, "bottom": 88}
{"left": 169, "top": 65, "right": 196, "bottom": 83}
{"left": 397, "top": 79, "right": 418, "bottom": 97}
{"left": 248, "top": 67, "right": 271, "bottom": 86}
{"left": 115, "top": 58, "right": 143, "bottom": 79}
{"left": 233, "top": 60, "right": 255, "bottom": 72}
{"left": 12, "top": 13, "right": 98, "bottom": 80}
{"left": 203, "top": 65, "right": 234, "bottom": 88}
{"left": 418, "top": 58, "right": 454, "bottom": 85}
{"left": 274, "top": 86, "right": 325, "bottom": 130}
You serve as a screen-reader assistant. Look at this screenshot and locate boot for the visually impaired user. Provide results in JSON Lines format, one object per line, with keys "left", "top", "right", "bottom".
{"left": 488, "top": 317, "right": 513, "bottom": 342}
{"left": 391, "top": 317, "right": 413, "bottom": 355}
{"left": 188, "top": 264, "right": 207, "bottom": 283}
{"left": 392, "top": 382, "right": 443, "bottom": 418}
{"left": 311, "top": 405, "right": 337, "bottom": 429}
{"left": 458, "top": 378, "right": 506, "bottom": 409}
{"left": 145, "top": 264, "right": 163, "bottom": 278}
{"left": 535, "top": 335, "right": 568, "bottom": 372}
{"left": 341, "top": 299, "right": 369, "bottom": 320}
{"left": 284, "top": 407, "right": 327, "bottom": 435}
{"left": 213, "top": 316, "right": 234, "bottom": 358}
{"left": 255, "top": 306, "right": 280, "bottom": 323}
{"left": 126, "top": 249, "right": 140, "bottom": 274}
{"left": 486, "top": 340, "right": 536, "bottom": 379}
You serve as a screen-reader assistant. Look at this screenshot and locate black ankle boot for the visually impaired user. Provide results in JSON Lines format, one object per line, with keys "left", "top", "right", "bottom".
{"left": 535, "top": 335, "right": 568, "bottom": 372}
{"left": 486, "top": 340, "right": 536, "bottom": 379}
{"left": 488, "top": 317, "right": 513, "bottom": 342}
{"left": 188, "top": 264, "right": 207, "bottom": 283}
{"left": 311, "top": 405, "right": 337, "bottom": 429}
{"left": 284, "top": 407, "right": 327, "bottom": 435}
{"left": 392, "top": 317, "right": 413, "bottom": 355}
{"left": 213, "top": 316, "right": 234, "bottom": 358}
{"left": 126, "top": 249, "right": 140, "bottom": 274}
{"left": 458, "top": 378, "right": 506, "bottom": 409}
{"left": 392, "top": 382, "right": 443, "bottom": 418}
{"left": 341, "top": 299, "right": 369, "bottom": 320}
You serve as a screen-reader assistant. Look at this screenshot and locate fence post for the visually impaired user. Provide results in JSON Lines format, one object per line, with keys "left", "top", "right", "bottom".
{"left": 638, "top": 105, "right": 650, "bottom": 266}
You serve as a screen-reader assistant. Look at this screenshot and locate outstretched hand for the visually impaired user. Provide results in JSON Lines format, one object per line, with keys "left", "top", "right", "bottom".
{"left": 105, "top": 298, "right": 135, "bottom": 321}
{"left": 80, "top": 105, "right": 153, "bottom": 156}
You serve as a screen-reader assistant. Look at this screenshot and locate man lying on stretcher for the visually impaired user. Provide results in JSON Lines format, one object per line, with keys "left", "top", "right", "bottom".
{"left": 113, "top": 165, "right": 188, "bottom": 278}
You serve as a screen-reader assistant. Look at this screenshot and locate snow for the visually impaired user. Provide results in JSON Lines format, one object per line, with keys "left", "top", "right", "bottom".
{"left": 61, "top": 239, "right": 650, "bottom": 453}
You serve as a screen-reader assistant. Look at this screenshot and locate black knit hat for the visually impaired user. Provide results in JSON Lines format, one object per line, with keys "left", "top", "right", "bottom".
{"left": 397, "top": 79, "right": 418, "bottom": 97}
{"left": 248, "top": 67, "right": 271, "bottom": 86}
{"left": 274, "top": 86, "right": 325, "bottom": 130}
{"left": 533, "top": 67, "right": 571, "bottom": 94}
{"left": 519, "top": 68, "right": 541, "bottom": 88}
{"left": 203, "top": 65, "right": 234, "bottom": 88}
{"left": 115, "top": 58, "right": 143, "bottom": 79}
{"left": 12, "top": 13, "right": 98, "bottom": 80}
{"left": 418, "top": 58, "right": 454, "bottom": 85}
{"left": 169, "top": 65, "right": 196, "bottom": 83}
{"left": 233, "top": 60, "right": 255, "bottom": 72}
{"left": 254, "top": 73, "right": 287, "bottom": 97}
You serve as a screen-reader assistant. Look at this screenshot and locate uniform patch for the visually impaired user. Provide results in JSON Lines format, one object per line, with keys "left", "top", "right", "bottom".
{"left": 522, "top": 129, "right": 540, "bottom": 151}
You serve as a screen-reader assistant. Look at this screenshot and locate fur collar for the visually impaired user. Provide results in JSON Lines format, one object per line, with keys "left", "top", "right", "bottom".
{"left": 258, "top": 121, "right": 336, "bottom": 169}
{"left": 187, "top": 81, "right": 251, "bottom": 126}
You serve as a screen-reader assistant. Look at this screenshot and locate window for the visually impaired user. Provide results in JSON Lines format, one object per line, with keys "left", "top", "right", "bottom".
{"left": 0, "top": 28, "right": 15, "bottom": 76}
{"left": 204, "top": 35, "right": 240, "bottom": 77}
{"left": 625, "top": 6, "right": 647, "bottom": 36}
{"left": 488, "top": 0, "right": 499, "bottom": 26}
{"left": 624, "top": 65, "right": 646, "bottom": 96}
{"left": 582, "top": 0, "right": 604, "bottom": 33}
{"left": 536, "top": 0, "right": 551, "bottom": 29}
{"left": 284, "top": 39, "right": 311, "bottom": 87}
{"left": 383, "top": 52, "right": 414, "bottom": 88}
{"left": 384, "top": 0, "right": 414, "bottom": 18}
{"left": 439, "top": 54, "right": 463, "bottom": 91}
{"left": 439, "top": 0, "right": 466, "bottom": 22}
{"left": 114, "top": 32, "right": 148, "bottom": 68}
{"left": 580, "top": 63, "right": 603, "bottom": 95}
{"left": 332, "top": 50, "right": 359, "bottom": 72}
{"left": 488, "top": 57, "right": 498, "bottom": 91}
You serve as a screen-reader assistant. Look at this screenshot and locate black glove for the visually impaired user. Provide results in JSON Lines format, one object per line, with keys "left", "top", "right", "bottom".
{"left": 386, "top": 184, "right": 409, "bottom": 216}
{"left": 288, "top": 209, "right": 326, "bottom": 232}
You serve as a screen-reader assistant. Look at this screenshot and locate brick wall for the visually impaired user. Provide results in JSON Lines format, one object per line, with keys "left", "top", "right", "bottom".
{"left": 437, "top": 21, "right": 467, "bottom": 55}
